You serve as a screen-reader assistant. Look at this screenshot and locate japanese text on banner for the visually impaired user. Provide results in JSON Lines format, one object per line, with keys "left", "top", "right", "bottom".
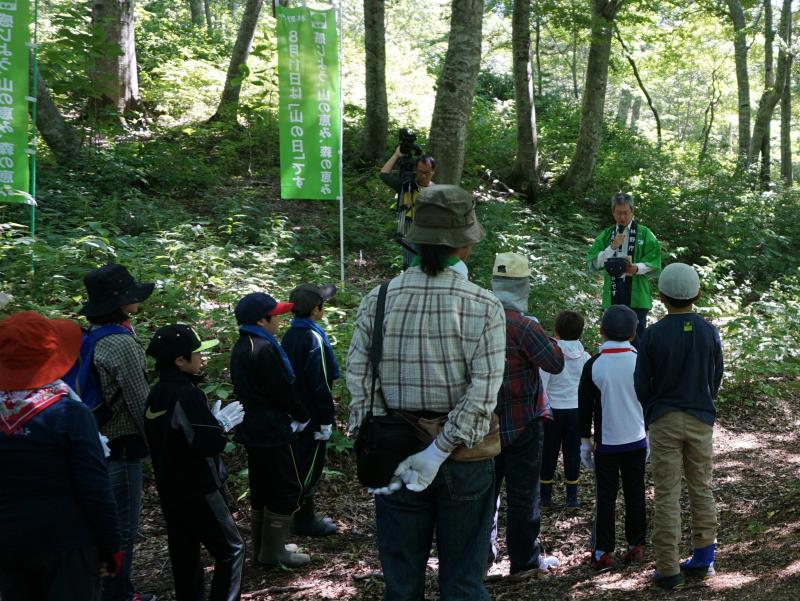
{"left": 277, "top": 6, "right": 340, "bottom": 201}
{"left": 0, "top": 1, "right": 29, "bottom": 205}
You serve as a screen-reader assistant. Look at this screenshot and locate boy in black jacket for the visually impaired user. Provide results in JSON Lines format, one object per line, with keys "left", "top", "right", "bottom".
{"left": 145, "top": 325, "right": 245, "bottom": 601}
{"left": 282, "top": 283, "right": 339, "bottom": 536}
{"left": 230, "top": 292, "right": 311, "bottom": 568}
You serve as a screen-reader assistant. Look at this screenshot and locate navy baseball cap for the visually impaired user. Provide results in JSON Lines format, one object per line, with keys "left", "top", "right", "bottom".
{"left": 601, "top": 305, "right": 638, "bottom": 341}
{"left": 234, "top": 292, "right": 294, "bottom": 325}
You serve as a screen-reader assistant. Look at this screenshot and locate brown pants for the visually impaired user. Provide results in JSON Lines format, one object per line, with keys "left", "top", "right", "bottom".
{"left": 650, "top": 411, "right": 717, "bottom": 577}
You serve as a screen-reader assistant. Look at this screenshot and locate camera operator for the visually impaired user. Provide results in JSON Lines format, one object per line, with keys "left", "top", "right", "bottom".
{"left": 379, "top": 134, "right": 436, "bottom": 269}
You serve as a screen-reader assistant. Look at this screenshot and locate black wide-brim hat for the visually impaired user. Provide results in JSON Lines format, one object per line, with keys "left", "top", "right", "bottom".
{"left": 79, "top": 263, "right": 155, "bottom": 317}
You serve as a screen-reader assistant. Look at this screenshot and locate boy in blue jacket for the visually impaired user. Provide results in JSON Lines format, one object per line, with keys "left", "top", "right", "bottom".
{"left": 145, "top": 324, "right": 245, "bottom": 601}
{"left": 282, "top": 283, "right": 339, "bottom": 536}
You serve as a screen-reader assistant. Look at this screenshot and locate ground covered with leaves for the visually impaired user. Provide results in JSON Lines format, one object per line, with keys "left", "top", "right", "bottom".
{"left": 130, "top": 384, "right": 800, "bottom": 601}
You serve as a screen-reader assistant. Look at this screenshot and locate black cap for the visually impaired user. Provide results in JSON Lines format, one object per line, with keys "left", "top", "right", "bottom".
{"left": 289, "top": 283, "right": 337, "bottom": 315}
{"left": 601, "top": 305, "right": 638, "bottom": 341}
{"left": 147, "top": 324, "right": 219, "bottom": 362}
{"left": 79, "top": 263, "right": 154, "bottom": 317}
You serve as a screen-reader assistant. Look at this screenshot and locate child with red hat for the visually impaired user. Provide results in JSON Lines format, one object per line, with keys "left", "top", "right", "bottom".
{"left": 229, "top": 292, "right": 312, "bottom": 568}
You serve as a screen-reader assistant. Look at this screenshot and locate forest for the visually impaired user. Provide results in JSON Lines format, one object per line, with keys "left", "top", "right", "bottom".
{"left": 1, "top": 0, "right": 800, "bottom": 600}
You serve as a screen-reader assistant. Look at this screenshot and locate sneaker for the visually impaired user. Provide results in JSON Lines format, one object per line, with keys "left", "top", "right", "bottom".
{"left": 590, "top": 551, "right": 615, "bottom": 572}
{"left": 652, "top": 571, "right": 686, "bottom": 591}
{"left": 133, "top": 594, "right": 157, "bottom": 601}
{"left": 622, "top": 544, "right": 645, "bottom": 564}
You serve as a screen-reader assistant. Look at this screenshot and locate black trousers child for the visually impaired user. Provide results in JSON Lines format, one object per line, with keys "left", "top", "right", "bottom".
{"left": 592, "top": 448, "right": 647, "bottom": 552}
{"left": 160, "top": 489, "right": 245, "bottom": 601}
{"left": 540, "top": 408, "right": 580, "bottom": 484}
{"left": 246, "top": 435, "right": 326, "bottom": 514}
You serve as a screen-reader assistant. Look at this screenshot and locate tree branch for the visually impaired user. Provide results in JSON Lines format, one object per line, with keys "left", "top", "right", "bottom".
{"left": 613, "top": 27, "right": 662, "bottom": 145}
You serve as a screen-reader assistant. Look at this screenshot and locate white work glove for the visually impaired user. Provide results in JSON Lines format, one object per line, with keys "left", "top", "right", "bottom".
{"left": 580, "top": 438, "right": 595, "bottom": 471}
{"left": 290, "top": 419, "right": 310, "bottom": 432}
{"left": 646, "top": 433, "right": 651, "bottom": 462}
{"left": 368, "top": 475, "right": 403, "bottom": 496}
{"left": 314, "top": 424, "right": 333, "bottom": 441}
{"left": 212, "top": 400, "right": 245, "bottom": 432}
{"left": 98, "top": 434, "right": 111, "bottom": 458}
{"left": 394, "top": 440, "right": 451, "bottom": 492}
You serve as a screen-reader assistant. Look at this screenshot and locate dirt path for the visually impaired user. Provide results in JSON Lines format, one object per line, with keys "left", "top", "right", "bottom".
{"left": 133, "top": 390, "right": 800, "bottom": 600}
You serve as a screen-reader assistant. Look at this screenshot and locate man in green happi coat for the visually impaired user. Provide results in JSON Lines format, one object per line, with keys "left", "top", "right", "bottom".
{"left": 587, "top": 193, "right": 661, "bottom": 341}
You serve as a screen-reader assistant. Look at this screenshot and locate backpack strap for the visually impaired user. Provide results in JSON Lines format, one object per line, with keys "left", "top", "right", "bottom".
{"left": 368, "top": 282, "right": 390, "bottom": 416}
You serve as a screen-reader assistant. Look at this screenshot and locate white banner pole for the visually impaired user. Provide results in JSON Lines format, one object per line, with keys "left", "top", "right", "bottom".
{"left": 336, "top": 0, "right": 345, "bottom": 285}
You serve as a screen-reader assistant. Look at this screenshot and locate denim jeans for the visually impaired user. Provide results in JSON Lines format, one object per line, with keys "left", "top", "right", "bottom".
{"left": 102, "top": 458, "right": 143, "bottom": 601}
{"left": 491, "top": 420, "right": 544, "bottom": 573}
{"left": 375, "top": 459, "right": 494, "bottom": 601}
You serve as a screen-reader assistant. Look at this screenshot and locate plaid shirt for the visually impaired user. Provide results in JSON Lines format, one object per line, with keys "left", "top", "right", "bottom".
{"left": 496, "top": 310, "right": 564, "bottom": 447}
{"left": 94, "top": 333, "right": 150, "bottom": 442}
{"left": 347, "top": 266, "right": 506, "bottom": 451}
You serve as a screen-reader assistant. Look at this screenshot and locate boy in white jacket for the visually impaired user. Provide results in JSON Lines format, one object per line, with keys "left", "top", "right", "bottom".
{"left": 539, "top": 311, "right": 590, "bottom": 507}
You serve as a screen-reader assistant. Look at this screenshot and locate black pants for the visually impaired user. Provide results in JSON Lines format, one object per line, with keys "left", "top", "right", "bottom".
{"left": 593, "top": 448, "right": 647, "bottom": 552}
{"left": 0, "top": 546, "right": 101, "bottom": 601}
{"left": 246, "top": 438, "right": 326, "bottom": 514}
{"left": 491, "top": 420, "right": 544, "bottom": 573}
{"left": 540, "top": 408, "right": 580, "bottom": 484}
{"left": 160, "top": 489, "right": 245, "bottom": 601}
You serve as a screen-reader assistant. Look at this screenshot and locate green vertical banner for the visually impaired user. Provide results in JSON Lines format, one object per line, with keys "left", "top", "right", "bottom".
{"left": 0, "top": 0, "right": 30, "bottom": 205}
{"left": 277, "top": 6, "right": 341, "bottom": 200}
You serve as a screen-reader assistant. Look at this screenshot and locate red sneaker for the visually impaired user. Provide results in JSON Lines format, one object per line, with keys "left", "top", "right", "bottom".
{"left": 622, "top": 545, "right": 645, "bottom": 564}
{"left": 590, "top": 551, "right": 615, "bottom": 571}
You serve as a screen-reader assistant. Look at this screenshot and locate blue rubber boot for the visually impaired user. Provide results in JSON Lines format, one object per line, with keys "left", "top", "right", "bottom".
{"left": 680, "top": 543, "right": 716, "bottom": 579}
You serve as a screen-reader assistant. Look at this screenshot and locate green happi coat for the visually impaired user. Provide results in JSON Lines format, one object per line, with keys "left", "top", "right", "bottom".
{"left": 586, "top": 223, "right": 661, "bottom": 309}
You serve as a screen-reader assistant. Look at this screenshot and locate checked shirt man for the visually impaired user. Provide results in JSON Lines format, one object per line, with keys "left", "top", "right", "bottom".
{"left": 347, "top": 185, "right": 505, "bottom": 601}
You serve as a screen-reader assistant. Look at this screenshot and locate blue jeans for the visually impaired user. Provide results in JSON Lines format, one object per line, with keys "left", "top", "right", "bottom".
{"left": 102, "top": 459, "right": 143, "bottom": 601}
{"left": 375, "top": 459, "right": 494, "bottom": 601}
{"left": 491, "top": 420, "right": 544, "bottom": 573}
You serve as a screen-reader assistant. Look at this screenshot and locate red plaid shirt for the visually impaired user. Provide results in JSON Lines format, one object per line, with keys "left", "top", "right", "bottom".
{"left": 496, "top": 310, "right": 564, "bottom": 446}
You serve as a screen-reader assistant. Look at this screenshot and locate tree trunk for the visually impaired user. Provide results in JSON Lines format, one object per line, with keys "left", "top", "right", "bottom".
{"left": 726, "top": 0, "right": 751, "bottom": 168}
{"left": 91, "top": 0, "right": 139, "bottom": 114}
{"left": 210, "top": 0, "right": 264, "bottom": 121}
{"left": 559, "top": 0, "right": 623, "bottom": 193}
{"left": 748, "top": 0, "right": 791, "bottom": 170}
{"left": 359, "top": 0, "right": 388, "bottom": 164}
{"left": 535, "top": 15, "right": 542, "bottom": 97}
{"left": 189, "top": 0, "right": 204, "bottom": 26}
{"left": 629, "top": 96, "right": 641, "bottom": 131}
{"left": 699, "top": 69, "right": 721, "bottom": 164}
{"left": 508, "top": 0, "right": 538, "bottom": 198}
{"left": 615, "top": 88, "right": 631, "bottom": 126}
{"left": 760, "top": 0, "right": 774, "bottom": 183}
{"left": 204, "top": 0, "right": 213, "bottom": 32}
{"left": 571, "top": 25, "right": 579, "bottom": 100}
{"left": 34, "top": 70, "right": 81, "bottom": 164}
{"left": 614, "top": 27, "right": 661, "bottom": 144}
{"left": 780, "top": 52, "right": 792, "bottom": 184}
{"left": 428, "top": 0, "right": 484, "bottom": 185}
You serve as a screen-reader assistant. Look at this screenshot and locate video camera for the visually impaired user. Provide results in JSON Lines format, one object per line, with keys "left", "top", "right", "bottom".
{"left": 396, "top": 128, "right": 422, "bottom": 184}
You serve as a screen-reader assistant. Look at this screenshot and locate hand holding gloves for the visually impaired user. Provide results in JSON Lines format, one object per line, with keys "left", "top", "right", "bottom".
{"left": 290, "top": 419, "right": 310, "bottom": 433}
{"left": 211, "top": 400, "right": 245, "bottom": 432}
{"left": 314, "top": 424, "right": 333, "bottom": 441}
{"left": 98, "top": 434, "right": 111, "bottom": 458}
{"left": 580, "top": 437, "right": 595, "bottom": 471}
{"left": 393, "top": 440, "right": 451, "bottom": 492}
